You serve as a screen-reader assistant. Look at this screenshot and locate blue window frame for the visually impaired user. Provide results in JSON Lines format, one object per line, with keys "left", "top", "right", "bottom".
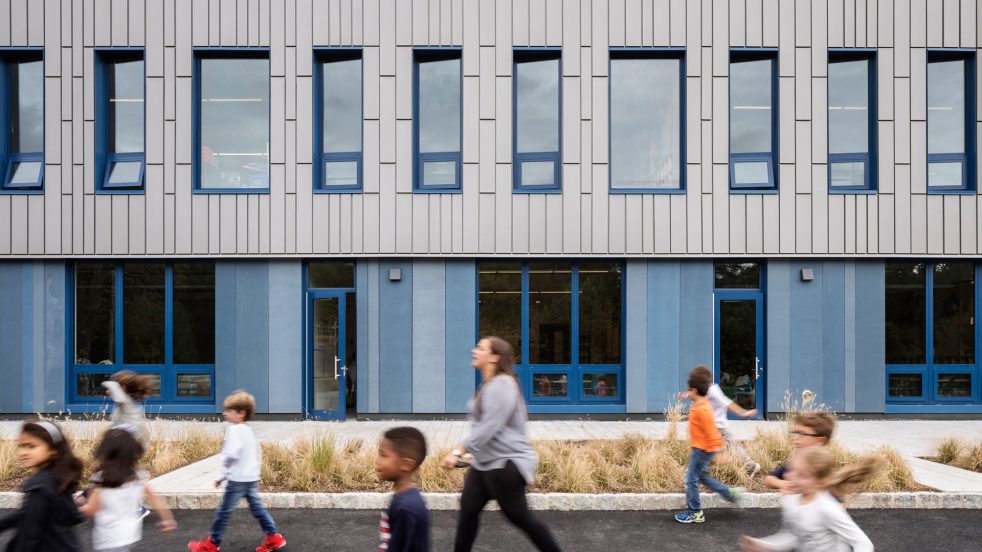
{"left": 477, "top": 261, "right": 625, "bottom": 412}
{"left": 609, "top": 49, "right": 685, "bottom": 193}
{"left": 729, "top": 50, "right": 778, "bottom": 191}
{"left": 927, "top": 50, "right": 976, "bottom": 192}
{"left": 95, "top": 49, "right": 145, "bottom": 192}
{"left": 0, "top": 49, "right": 43, "bottom": 192}
{"left": 193, "top": 49, "right": 270, "bottom": 193}
{"left": 69, "top": 262, "right": 216, "bottom": 406}
{"left": 827, "top": 50, "right": 877, "bottom": 192}
{"left": 886, "top": 262, "right": 981, "bottom": 405}
{"left": 414, "top": 48, "right": 462, "bottom": 192}
{"left": 513, "top": 49, "right": 562, "bottom": 192}
{"left": 314, "top": 48, "right": 362, "bottom": 192}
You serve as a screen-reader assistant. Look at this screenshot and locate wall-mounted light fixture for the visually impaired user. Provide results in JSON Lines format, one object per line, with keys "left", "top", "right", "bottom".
{"left": 800, "top": 268, "right": 814, "bottom": 282}
{"left": 389, "top": 268, "right": 402, "bottom": 282}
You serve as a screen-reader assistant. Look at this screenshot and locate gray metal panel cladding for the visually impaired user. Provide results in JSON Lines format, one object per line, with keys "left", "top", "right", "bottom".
{"left": 0, "top": 0, "right": 978, "bottom": 258}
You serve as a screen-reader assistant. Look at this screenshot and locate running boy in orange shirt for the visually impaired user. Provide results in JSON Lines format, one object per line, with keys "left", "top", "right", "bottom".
{"left": 674, "top": 368, "right": 744, "bottom": 524}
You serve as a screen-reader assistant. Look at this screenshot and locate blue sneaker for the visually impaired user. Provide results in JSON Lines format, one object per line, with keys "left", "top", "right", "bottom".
{"left": 674, "top": 510, "right": 705, "bottom": 523}
{"left": 728, "top": 487, "right": 745, "bottom": 508}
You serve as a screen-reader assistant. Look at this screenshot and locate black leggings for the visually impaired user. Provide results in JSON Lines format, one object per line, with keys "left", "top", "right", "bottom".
{"left": 453, "top": 461, "right": 562, "bottom": 552}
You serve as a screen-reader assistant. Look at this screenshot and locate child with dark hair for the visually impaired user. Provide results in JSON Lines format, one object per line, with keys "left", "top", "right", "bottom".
{"left": 0, "top": 420, "right": 85, "bottom": 551}
{"left": 77, "top": 428, "right": 176, "bottom": 552}
{"left": 102, "top": 370, "right": 153, "bottom": 447}
{"left": 375, "top": 426, "right": 431, "bottom": 552}
{"left": 674, "top": 370, "right": 744, "bottom": 524}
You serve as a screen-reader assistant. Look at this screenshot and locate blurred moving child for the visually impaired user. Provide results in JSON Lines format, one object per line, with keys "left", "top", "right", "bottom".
{"left": 78, "top": 427, "right": 177, "bottom": 552}
{"left": 740, "top": 447, "right": 877, "bottom": 552}
{"left": 102, "top": 370, "right": 153, "bottom": 447}
{"left": 765, "top": 412, "right": 837, "bottom": 493}
{"left": 0, "top": 420, "right": 85, "bottom": 551}
{"left": 187, "top": 391, "right": 286, "bottom": 552}
{"left": 680, "top": 366, "right": 761, "bottom": 476}
{"left": 375, "top": 426, "right": 432, "bottom": 551}
{"left": 674, "top": 369, "right": 744, "bottom": 524}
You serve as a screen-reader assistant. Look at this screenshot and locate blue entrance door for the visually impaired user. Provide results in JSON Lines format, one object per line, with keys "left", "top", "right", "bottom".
{"left": 306, "top": 291, "right": 347, "bottom": 420}
{"left": 714, "top": 291, "right": 765, "bottom": 419}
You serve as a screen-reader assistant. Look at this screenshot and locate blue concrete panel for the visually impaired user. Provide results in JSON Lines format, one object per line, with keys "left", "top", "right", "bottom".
{"left": 268, "top": 261, "right": 302, "bottom": 413}
{"left": 647, "top": 261, "right": 681, "bottom": 413}
{"left": 356, "top": 261, "right": 372, "bottom": 414}
{"left": 27, "top": 263, "right": 41, "bottom": 411}
{"left": 766, "top": 261, "right": 792, "bottom": 412}
{"left": 367, "top": 260, "right": 381, "bottom": 413}
{"left": 820, "top": 261, "right": 846, "bottom": 412}
{"left": 789, "top": 262, "right": 825, "bottom": 402}
{"left": 41, "top": 262, "right": 66, "bottom": 412}
{"left": 412, "top": 260, "right": 446, "bottom": 412}
{"left": 854, "top": 261, "right": 885, "bottom": 412}
{"left": 214, "top": 263, "right": 238, "bottom": 409}
{"left": 234, "top": 262, "right": 270, "bottom": 412}
{"left": 0, "top": 264, "right": 25, "bottom": 413}
{"left": 624, "top": 261, "right": 648, "bottom": 413}
{"left": 378, "top": 261, "right": 413, "bottom": 413}
{"left": 679, "top": 261, "right": 714, "bottom": 390}
{"left": 445, "top": 260, "right": 476, "bottom": 413}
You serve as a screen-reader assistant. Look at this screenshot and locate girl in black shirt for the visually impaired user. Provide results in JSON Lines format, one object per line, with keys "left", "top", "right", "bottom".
{"left": 0, "top": 421, "right": 85, "bottom": 552}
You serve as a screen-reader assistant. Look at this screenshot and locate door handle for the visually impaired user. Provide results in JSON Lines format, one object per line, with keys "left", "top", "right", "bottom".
{"left": 334, "top": 356, "right": 340, "bottom": 379}
{"left": 755, "top": 356, "right": 760, "bottom": 380}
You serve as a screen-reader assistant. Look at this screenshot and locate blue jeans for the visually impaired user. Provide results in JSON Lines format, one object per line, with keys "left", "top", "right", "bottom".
{"left": 685, "top": 448, "right": 732, "bottom": 511}
{"left": 210, "top": 480, "right": 278, "bottom": 545}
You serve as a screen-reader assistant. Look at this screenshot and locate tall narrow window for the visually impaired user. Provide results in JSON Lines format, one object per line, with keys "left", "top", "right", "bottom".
{"left": 729, "top": 51, "right": 778, "bottom": 190}
{"left": 315, "top": 50, "right": 362, "bottom": 191}
{"left": 927, "top": 51, "right": 976, "bottom": 191}
{"left": 514, "top": 50, "right": 561, "bottom": 191}
{"left": 828, "top": 51, "right": 876, "bottom": 191}
{"left": 415, "top": 49, "right": 461, "bottom": 191}
{"left": 96, "top": 51, "right": 145, "bottom": 190}
{"left": 194, "top": 51, "right": 270, "bottom": 191}
{"left": 1, "top": 51, "right": 43, "bottom": 191}
{"left": 609, "top": 51, "right": 684, "bottom": 191}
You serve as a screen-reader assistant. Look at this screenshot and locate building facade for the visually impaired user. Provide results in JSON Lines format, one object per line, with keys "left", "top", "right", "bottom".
{"left": 0, "top": 0, "right": 980, "bottom": 418}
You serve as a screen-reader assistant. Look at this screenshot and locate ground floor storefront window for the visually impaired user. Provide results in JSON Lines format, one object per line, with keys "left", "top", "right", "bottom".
{"left": 886, "top": 262, "right": 980, "bottom": 404}
{"left": 477, "top": 261, "right": 624, "bottom": 408}
{"left": 71, "top": 262, "right": 216, "bottom": 405}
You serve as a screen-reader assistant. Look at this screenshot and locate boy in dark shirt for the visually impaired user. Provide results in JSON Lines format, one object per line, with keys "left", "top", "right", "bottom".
{"left": 375, "top": 427, "right": 431, "bottom": 552}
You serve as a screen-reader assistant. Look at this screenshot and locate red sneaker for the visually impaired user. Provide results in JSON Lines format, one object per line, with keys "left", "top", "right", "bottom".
{"left": 188, "top": 536, "right": 220, "bottom": 552}
{"left": 256, "top": 533, "right": 286, "bottom": 552}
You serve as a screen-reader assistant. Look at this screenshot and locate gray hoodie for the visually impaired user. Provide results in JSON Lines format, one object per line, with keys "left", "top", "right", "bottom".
{"left": 462, "top": 375, "right": 537, "bottom": 484}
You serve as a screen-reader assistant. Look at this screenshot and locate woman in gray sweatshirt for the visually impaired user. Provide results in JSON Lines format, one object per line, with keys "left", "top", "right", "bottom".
{"left": 441, "top": 337, "right": 562, "bottom": 552}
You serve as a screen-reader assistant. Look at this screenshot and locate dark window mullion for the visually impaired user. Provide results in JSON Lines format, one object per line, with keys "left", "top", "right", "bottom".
{"left": 164, "top": 263, "right": 174, "bottom": 367}
{"left": 114, "top": 264, "right": 124, "bottom": 363}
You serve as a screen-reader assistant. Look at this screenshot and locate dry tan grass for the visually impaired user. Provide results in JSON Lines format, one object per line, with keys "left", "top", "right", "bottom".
{"left": 932, "top": 436, "right": 982, "bottom": 473}
{"left": 0, "top": 422, "right": 222, "bottom": 491}
{"left": 257, "top": 429, "right": 924, "bottom": 494}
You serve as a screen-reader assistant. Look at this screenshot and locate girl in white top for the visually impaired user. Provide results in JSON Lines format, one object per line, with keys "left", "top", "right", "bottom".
{"left": 740, "top": 447, "right": 876, "bottom": 552}
{"left": 78, "top": 427, "right": 176, "bottom": 552}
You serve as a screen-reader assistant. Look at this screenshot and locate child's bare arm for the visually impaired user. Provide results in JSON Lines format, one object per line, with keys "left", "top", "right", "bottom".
{"left": 144, "top": 484, "right": 177, "bottom": 532}
{"left": 77, "top": 488, "right": 101, "bottom": 517}
{"left": 764, "top": 475, "right": 790, "bottom": 491}
{"left": 727, "top": 402, "right": 758, "bottom": 418}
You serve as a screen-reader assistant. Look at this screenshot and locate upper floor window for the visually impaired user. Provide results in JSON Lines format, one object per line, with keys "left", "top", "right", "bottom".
{"left": 194, "top": 51, "right": 269, "bottom": 192}
{"left": 0, "top": 51, "right": 43, "bottom": 191}
{"left": 927, "top": 51, "right": 976, "bottom": 192}
{"left": 315, "top": 50, "right": 362, "bottom": 192}
{"left": 609, "top": 50, "right": 684, "bottom": 192}
{"left": 729, "top": 51, "right": 778, "bottom": 191}
{"left": 827, "top": 51, "right": 876, "bottom": 191}
{"left": 96, "top": 50, "right": 145, "bottom": 191}
{"left": 514, "top": 50, "right": 561, "bottom": 192}
{"left": 415, "top": 49, "right": 461, "bottom": 192}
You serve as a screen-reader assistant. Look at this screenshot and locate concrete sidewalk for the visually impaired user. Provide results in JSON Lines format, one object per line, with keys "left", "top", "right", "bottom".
{"left": 5, "top": 419, "right": 982, "bottom": 493}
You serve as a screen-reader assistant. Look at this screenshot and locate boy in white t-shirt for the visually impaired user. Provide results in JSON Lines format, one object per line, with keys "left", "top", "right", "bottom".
{"left": 680, "top": 365, "right": 761, "bottom": 476}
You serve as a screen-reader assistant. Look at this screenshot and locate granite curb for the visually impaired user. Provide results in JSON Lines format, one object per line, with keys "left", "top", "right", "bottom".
{"left": 3, "top": 491, "right": 981, "bottom": 510}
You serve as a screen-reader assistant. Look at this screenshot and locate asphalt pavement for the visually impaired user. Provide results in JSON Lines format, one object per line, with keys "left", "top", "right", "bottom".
{"left": 1, "top": 508, "right": 979, "bottom": 551}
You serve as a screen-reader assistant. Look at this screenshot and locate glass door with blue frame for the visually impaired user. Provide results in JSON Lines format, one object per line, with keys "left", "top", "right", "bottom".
{"left": 715, "top": 293, "right": 765, "bottom": 419}
{"left": 307, "top": 292, "right": 347, "bottom": 420}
